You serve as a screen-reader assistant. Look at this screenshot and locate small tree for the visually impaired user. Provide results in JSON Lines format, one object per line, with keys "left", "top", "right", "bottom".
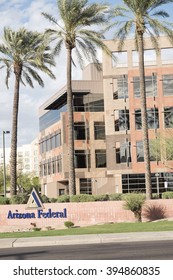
{"left": 123, "top": 193, "right": 146, "bottom": 222}
{"left": 150, "top": 131, "right": 173, "bottom": 169}
{"left": 17, "top": 172, "right": 41, "bottom": 194}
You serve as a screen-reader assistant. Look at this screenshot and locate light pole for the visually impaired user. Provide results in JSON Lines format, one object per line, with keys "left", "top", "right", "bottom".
{"left": 2, "top": 130, "right": 10, "bottom": 197}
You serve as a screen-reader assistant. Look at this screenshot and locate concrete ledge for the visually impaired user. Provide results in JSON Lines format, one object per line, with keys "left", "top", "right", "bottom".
{"left": 1, "top": 231, "right": 173, "bottom": 249}
{"left": 0, "top": 238, "right": 17, "bottom": 248}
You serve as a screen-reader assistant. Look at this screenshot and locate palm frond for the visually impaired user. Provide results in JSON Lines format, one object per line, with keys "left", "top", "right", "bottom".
{"left": 22, "top": 69, "right": 34, "bottom": 88}
{"left": 24, "top": 66, "right": 44, "bottom": 87}
{"left": 42, "top": 12, "right": 65, "bottom": 32}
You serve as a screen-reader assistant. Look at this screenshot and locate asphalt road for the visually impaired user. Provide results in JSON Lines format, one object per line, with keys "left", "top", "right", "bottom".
{"left": 0, "top": 240, "right": 173, "bottom": 260}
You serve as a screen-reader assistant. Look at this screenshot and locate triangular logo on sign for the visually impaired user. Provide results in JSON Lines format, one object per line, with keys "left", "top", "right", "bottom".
{"left": 26, "top": 188, "right": 44, "bottom": 209}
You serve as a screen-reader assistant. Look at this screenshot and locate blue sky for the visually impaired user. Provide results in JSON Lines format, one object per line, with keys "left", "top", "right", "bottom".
{"left": 0, "top": 0, "right": 173, "bottom": 148}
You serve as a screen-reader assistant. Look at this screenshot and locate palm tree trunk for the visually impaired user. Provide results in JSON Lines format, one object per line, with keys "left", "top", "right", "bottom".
{"left": 137, "top": 32, "right": 152, "bottom": 200}
{"left": 66, "top": 47, "right": 76, "bottom": 196}
{"left": 10, "top": 69, "right": 21, "bottom": 196}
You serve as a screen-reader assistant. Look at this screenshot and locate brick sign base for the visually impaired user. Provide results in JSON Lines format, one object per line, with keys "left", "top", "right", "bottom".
{"left": 0, "top": 200, "right": 173, "bottom": 233}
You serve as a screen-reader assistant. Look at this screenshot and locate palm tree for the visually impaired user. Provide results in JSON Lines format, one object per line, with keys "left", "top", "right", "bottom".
{"left": 109, "top": 0, "right": 173, "bottom": 199}
{"left": 0, "top": 27, "right": 56, "bottom": 196}
{"left": 42, "top": 0, "right": 112, "bottom": 196}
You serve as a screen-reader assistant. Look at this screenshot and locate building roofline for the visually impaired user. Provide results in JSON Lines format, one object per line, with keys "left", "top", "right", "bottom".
{"left": 39, "top": 80, "right": 103, "bottom": 116}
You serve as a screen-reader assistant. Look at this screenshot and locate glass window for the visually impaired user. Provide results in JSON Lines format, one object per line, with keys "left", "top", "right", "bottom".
{"left": 122, "top": 173, "right": 169, "bottom": 194}
{"left": 164, "top": 107, "right": 173, "bottom": 128}
{"left": 149, "top": 140, "right": 161, "bottom": 162}
{"left": 162, "top": 75, "right": 173, "bottom": 96}
{"left": 147, "top": 108, "right": 159, "bottom": 129}
{"left": 48, "top": 160, "right": 51, "bottom": 175}
{"left": 136, "top": 141, "right": 144, "bottom": 162}
{"left": 39, "top": 104, "right": 67, "bottom": 131}
{"left": 25, "top": 151, "right": 30, "bottom": 157}
{"left": 74, "top": 122, "right": 87, "bottom": 140}
{"left": 86, "top": 99, "right": 104, "bottom": 112}
{"left": 39, "top": 164, "right": 43, "bottom": 177}
{"left": 52, "top": 157, "right": 56, "bottom": 174}
{"left": 50, "top": 135, "right": 56, "bottom": 149}
{"left": 115, "top": 109, "right": 130, "bottom": 131}
{"left": 74, "top": 94, "right": 104, "bottom": 112}
{"left": 59, "top": 189, "right": 65, "bottom": 196}
{"left": 80, "top": 179, "right": 92, "bottom": 194}
{"left": 57, "top": 155, "right": 62, "bottom": 172}
{"left": 112, "top": 51, "right": 128, "bottom": 67}
{"left": 55, "top": 131, "right": 61, "bottom": 147}
{"left": 132, "top": 50, "right": 156, "bottom": 66}
{"left": 94, "top": 122, "right": 105, "bottom": 140}
{"left": 115, "top": 141, "right": 131, "bottom": 164}
{"left": 135, "top": 109, "right": 142, "bottom": 130}
{"left": 95, "top": 149, "right": 106, "bottom": 168}
{"left": 24, "top": 158, "right": 30, "bottom": 163}
{"left": 73, "top": 95, "right": 85, "bottom": 112}
{"left": 135, "top": 108, "right": 159, "bottom": 130}
{"left": 133, "top": 75, "right": 157, "bottom": 98}
{"left": 136, "top": 141, "right": 159, "bottom": 162}
{"left": 43, "top": 162, "right": 47, "bottom": 176}
{"left": 113, "top": 75, "right": 128, "bottom": 99}
{"left": 161, "top": 48, "right": 173, "bottom": 64}
{"left": 75, "top": 150, "right": 90, "bottom": 168}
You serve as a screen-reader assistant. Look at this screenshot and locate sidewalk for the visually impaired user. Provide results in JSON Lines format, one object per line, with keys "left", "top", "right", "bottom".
{"left": 0, "top": 231, "right": 173, "bottom": 249}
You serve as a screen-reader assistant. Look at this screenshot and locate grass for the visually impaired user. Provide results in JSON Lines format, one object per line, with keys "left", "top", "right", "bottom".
{"left": 0, "top": 221, "right": 173, "bottom": 239}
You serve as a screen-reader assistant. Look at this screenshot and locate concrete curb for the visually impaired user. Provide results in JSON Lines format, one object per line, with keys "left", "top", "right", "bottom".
{"left": 1, "top": 231, "right": 173, "bottom": 249}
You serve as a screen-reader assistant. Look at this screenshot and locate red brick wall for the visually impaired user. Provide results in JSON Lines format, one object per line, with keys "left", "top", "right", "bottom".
{"left": 0, "top": 200, "right": 173, "bottom": 232}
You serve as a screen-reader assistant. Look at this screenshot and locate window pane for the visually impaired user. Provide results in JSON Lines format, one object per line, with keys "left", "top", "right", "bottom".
{"left": 135, "top": 109, "right": 142, "bottom": 130}
{"left": 94, "top": 122, "right": 105, "bottom": 140}
{"left": 57, "top": 155, "right": 62, "bottom": 172}
{"left": 39, "top": 104, "right": 67, "bottom": 131}
{"left": 147, "top": 108, "right": 159, "bottom": 129}
{"left": 74, "top": 122, "right": 86, "bottom": 140}
{"left": 74, "top": 94, "right": 104, "bottom": 112}
{"left": 162, "top": 75, "right": 173, "bottom": 96}
{"left": 112, "top": 51, "right": 128, "bottom": 67}
{"left": 115, "top": 109, "right": 130, "bottom": 131}
{"left": 59, "top": 189, "right": 65, "bottom": 196}
{"left": 136, "top": 141, "right": 159, "bottom": 162}
{"left": 136, "top": 141, "right": 144, "bottom": 162}
{"left": 75, "top": 150, "right": 90, "bottom": 168}
{"left": 80, "top": 178, "right": 92, "bottom": 194}
{"left": 161, "top": 48, "right": 173, "bottom": 64}
{"left": 95, "top": 150, "right": 106, "bottom": 168}
{"left": 133, "top": 75, "right": 157, "bottom": 98}
{"left": 132, "top": 50, "right": 156, "bottom": 66}
{"left": 149, "top": 140, "right": 161, "bottom": 162}
{"left": 116, "top": 141, "right": 131, "bottom": 164}
{"left": 135, "top": 108, "right": 159, "bottom": 130}
{"left": 164, "top": 107, "right": 173, "bottom": 128}
{"left": 113, "top": 75, "right": 128, "bottom": 99}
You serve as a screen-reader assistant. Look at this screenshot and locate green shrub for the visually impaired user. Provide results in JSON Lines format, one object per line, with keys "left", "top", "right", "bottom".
{"left": 41, "top": 194, "right": 50, "bottom": 203}
{"left": 57, "top": 195, "right": 70, "bottom": 203}
{"left": 64, "top": 221, "right": 74, "bottom": 228}
{"left": 162, "top": 191, "right": 173, "bottom": 199}
{"left": 152, "top": 193, "right": 160, "bottom": 200}
{"left": 0, "top": 196, "right": 10, "bottom": 205}
{"left": 123, "top": 193, "right": 146, "bottom": 222}
{"left": 93, "top": 194, "right": 109, "bottom": 201}
{"left": 109, "top": 193, "right": 123, "bottom": 201}
{"left": 50, "top": 197, "right": 57, "bottom": 203}
{"left": 33, "top": 227, "right": 41, "bottom": 231}
{"left": 70, "top": 194, "right": 95, "bottom": 202}
{"left": 10, "top": 194, "right": 28, "bottom": 204}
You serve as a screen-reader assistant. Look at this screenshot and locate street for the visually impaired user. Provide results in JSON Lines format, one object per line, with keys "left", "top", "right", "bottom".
{"left": 0, "top": 240, "right": 173, "bottom": 260}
